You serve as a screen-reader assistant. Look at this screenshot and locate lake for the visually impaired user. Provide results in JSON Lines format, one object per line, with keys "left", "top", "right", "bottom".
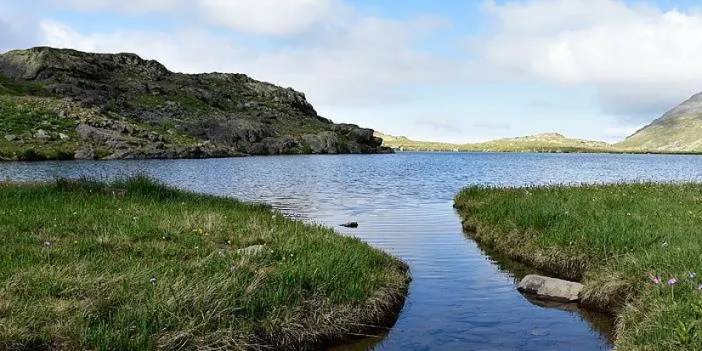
{"left": 4, "top": 152, "right": 702, "bottom": 350}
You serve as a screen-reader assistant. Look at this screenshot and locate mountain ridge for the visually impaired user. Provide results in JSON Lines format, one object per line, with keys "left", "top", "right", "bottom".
{"left": 616, "top": 93, "right": 702, "bottom": 152}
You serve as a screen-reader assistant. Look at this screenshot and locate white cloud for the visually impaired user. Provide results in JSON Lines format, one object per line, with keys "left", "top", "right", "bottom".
{"left": 0, "top": 3, "right": 43, "bottom": 52}
{"left": 45, "top": 0, "right": 186, "bottom": 14}
{"left": 44, "top": 0, "right": 341, "bottom": 37}
{"left": 37, "top": 12, "right": 458, "bottom": 117}
{"left": 198, "top": 0, "right": 338, "bottom": 36}
{"left": 478, "top": 0, "right": 702, "bottom": 119}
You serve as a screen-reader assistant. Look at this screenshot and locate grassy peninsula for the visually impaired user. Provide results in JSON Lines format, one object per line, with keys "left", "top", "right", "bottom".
{"left": 455, "top": 183, "right": 702, "bottom": 350}
{"left": 0, "top": 177, "right": 409, "bottom": 350}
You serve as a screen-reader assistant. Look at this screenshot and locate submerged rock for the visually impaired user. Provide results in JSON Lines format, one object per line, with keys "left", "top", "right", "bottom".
{"left": 340, "top": 222, "right": 359, "bottom": 228}
{"left": 517, "top": 274, "right": 583, "bottom": 302}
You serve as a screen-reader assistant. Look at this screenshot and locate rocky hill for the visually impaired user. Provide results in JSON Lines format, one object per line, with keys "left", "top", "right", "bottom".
{"left": 616, "top": 93, "right": 702, "bottom": 152}
{"left": 376, "top": 132, "right": 613, "bottom": 153}
{"left": 0, "top": 47, "right": 389, "bottom": 160}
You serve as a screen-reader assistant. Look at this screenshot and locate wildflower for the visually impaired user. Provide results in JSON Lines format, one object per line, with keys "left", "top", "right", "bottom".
{"left": 648, "top": 273, "right": 661, "bottom": 284}
{"left": 668, "top": 277, "right": 678, "bottom": 286}
{"left": 690, "top": 272, "right": 697, "bottom": 279}
{"left": 149, "top": 276, "right": 157, "bottom": 286}
{"left": 699, "top": 284, "right": 702, "bottom": 290}
{"left": 662, "top": 242, "right": 669, "bottom": 247}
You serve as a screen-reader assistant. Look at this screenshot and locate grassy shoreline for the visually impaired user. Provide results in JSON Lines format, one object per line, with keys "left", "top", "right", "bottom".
{"left": 455, "top": 183, "right": 702, "bottom": 350}
{"left": 0, "top": 177, "right": 409, "bottom": 350}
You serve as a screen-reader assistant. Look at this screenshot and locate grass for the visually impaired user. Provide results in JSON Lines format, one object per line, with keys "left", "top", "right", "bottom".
{"left": 0, "top": 177, "right": 409, "bottom": 350}
{"left": 0, "top": 75, "right": 48, "bottom": 97}
{"left": 0, "top": 96, "right": 80, "bottom": 160}
{"left": 455, "top": 183, "right": 702, "bottom": 350}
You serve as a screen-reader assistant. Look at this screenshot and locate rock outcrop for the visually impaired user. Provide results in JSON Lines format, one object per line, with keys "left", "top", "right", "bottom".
{"left": 0, "top": 47, "right": 391, "bottom": 160}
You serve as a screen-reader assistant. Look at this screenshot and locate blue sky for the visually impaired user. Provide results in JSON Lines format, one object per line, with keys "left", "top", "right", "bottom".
{"left": 3, "top": 0, "right": 702, "bottom": 143}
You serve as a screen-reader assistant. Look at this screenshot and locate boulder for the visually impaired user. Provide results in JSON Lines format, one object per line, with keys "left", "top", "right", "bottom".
{"left": 34, "top": 129, "right": 50, "bottom": 140}
{"left": 74, "top": 145, "right": 96, "bottom": 160}
{"left": 517, "top": 274, "right": 583, "bottom": 302}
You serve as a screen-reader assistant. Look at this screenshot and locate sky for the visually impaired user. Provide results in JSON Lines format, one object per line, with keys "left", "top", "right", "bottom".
{"left": 2, "top": 0, "right": 702, "bottom": 143}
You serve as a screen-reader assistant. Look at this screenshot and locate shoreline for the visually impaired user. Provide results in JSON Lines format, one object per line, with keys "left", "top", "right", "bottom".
{"left": 0, "top": 177, "right": 410, "bottom": 350}
{"left": 388, "top": 148, "right": 702, "bottom": 156}
{"left": 0, "top": 149, "right": 394, "bottom": 162}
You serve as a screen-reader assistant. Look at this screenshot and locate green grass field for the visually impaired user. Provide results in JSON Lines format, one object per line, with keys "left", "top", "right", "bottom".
{"left": 0, "top": 177, "right": 408, "bottom": 350}
{"left": 455, "top": 183, "right": 702, "bottom": 350}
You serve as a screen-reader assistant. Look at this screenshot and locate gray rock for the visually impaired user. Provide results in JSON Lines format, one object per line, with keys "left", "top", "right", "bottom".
{"left": 517, "top": 274, "right": 583, "bottom": 302}
{"left": 236, "top": 244, "right": 267, "bottom": 256}
{"left": 34, "top": 129, "right": 50, "bottom": 140}
{"left": 302, "top": 131, "right": 340, "bottom": 154}
{"left": 58, "top": 132, "right": 70, "bottom": 140}
{"left": 4, "top": 134, "right": 16, "bottom": 141}
{"left": 74, "top": 146, "right": 96, "bottom": 160}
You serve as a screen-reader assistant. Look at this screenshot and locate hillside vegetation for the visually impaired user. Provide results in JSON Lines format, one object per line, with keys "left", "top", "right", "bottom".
{"left": 0, "top": 47, "right": 389, "bottom": 161}
{"left": 617, "top": 93, "right": 702, "bottom": 152}
{"left": 376, "top": 132, "right": 615, "bottom": 153}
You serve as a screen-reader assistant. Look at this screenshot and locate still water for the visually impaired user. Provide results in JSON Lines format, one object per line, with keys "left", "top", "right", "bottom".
{"left": 4, "top": 152, "right": 702, "bottom": 350}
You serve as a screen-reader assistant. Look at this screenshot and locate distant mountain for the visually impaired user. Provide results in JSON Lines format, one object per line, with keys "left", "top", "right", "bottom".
{"left": 617, "top": 93, "right": 702, "bottom": 152}
{"left": 0, "top": 47, "right": 389, "bottom": 161}
{"left": 375, "top": 132, "right": 613, "bottom": 153}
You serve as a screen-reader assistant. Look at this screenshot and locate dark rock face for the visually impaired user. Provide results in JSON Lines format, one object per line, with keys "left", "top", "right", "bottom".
{"left": 0, "top": 47, "right": 391, "bottom": 159}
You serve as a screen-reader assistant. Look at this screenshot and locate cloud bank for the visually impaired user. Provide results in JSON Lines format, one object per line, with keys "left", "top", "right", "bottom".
{"left": 4, "top": 0, "right": 702, "bottom": 141}
{"left": 478, "top": 0, "right": 702, "bottom": 120}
